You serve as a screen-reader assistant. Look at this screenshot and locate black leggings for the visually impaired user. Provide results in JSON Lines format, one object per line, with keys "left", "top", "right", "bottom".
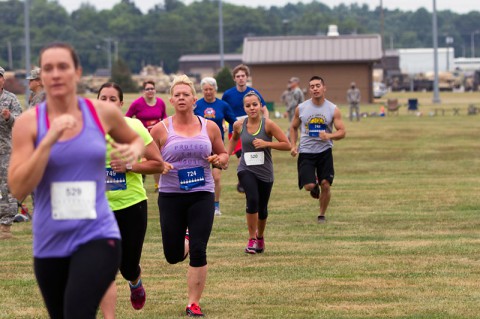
{"left": 238, "top": 170, "right": 273, "bottom": 220}
{"left": 158, "top": 192, "right": 214, "bottom": 267}
{"left": 34, "top": 238, "right": 121, "bottom": 319}
{"left": 114, "top": 200, "right": 147, "bottom": 281}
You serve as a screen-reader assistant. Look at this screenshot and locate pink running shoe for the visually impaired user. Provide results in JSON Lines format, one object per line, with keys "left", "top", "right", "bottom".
{"left": 129, "top": 279, "right": 146, "bottom": 310}
{"left": 255, "top": 236, "right": 265, "bottom": 253}
{"left": 186, "top": 302, "right": 205, "bottom": 317}
{"left": 245, "top": 238, "right": 257, "bottom": 254}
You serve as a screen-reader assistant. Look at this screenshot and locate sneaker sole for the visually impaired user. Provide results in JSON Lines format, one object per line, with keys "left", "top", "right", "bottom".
{"left": 245, "top": 248, "right": 256, "bottom": 254}
{"left": 310, "top": 185, "right": 320, "bottom": 199}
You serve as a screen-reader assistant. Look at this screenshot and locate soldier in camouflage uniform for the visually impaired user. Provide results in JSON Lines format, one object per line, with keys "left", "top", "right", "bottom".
{"left": 0, "top": 66, "right": 23, "bottom": 239}
{"left": 15, "top": 68, "right": 46, "bottom": 221}
{"left": 27, "top": 67, "right": 46, "bottom": 109}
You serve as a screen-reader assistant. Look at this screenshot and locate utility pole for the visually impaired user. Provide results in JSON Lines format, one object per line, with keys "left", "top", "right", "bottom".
{"left": 432, "top": 0, "right": 441, "bottom": 104}
{"left": 24, "top": 0, "right": 31, "bottom": 105}
{"left": 219, "top": 0, "right": 224, "bottom": 68}
{"left": 7, "top": 41, "right": 13, "bottom": 70}
{"left": 104, "top": 38, "right": 112, "bottom": 77}
{"left": 445, "top": 36, "right": 453, "bottom": 71}
{"left": 472, "top": 31, "right": 480, "bottom": 58}
{"left": 114, "top": 40, "right": 119, "bottom": 62}
{"left": 380, "top": 0, "right": 384, "bottom": 53}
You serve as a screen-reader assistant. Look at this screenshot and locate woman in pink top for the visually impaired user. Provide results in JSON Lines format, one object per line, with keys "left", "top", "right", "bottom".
{"left": 126, "top": 80, "right": 167, "bottom": 189}
{"left": 126, "top": 80, "right": 167, "bottom": 132}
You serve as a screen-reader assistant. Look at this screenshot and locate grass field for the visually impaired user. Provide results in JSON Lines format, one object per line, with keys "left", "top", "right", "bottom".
{"left": 1, "top": 91, "right": 479, "bottom": 318}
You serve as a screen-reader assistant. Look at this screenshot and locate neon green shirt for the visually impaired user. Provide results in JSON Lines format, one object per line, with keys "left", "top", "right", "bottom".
{"left": 105, "top": 117, "right": 153, "bottom": 211}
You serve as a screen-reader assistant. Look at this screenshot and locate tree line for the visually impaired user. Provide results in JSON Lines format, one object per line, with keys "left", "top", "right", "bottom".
{"left": 1, "top": 0, "right": 479, "bottom": 75}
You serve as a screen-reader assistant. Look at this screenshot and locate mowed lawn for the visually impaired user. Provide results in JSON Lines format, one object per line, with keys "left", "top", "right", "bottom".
{"left": 1, "top": 91, "right": 479, "bottom": 318}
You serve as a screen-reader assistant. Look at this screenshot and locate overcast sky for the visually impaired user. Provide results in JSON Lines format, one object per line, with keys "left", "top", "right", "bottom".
{"left": 55, "top": 0, "right": 479, "bottom": 14}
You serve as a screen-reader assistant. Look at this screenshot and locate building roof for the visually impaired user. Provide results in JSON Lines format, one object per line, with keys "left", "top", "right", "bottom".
{"left": 242, "top": 34, "right": 382, "bottom": 64}
{"left": 179, "top": 53, "right": 242, "bottom": 62}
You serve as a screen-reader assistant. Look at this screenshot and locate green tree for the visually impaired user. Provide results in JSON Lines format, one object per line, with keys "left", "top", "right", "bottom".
{"left": 215, "top": 67, "right": 234, "bottom": 93}
{"left": 110, "top": 58, "right": 138, "bottom": 93}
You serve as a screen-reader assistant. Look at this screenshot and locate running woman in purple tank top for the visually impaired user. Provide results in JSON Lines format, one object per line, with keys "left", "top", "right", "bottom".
{"left": 150, "top": 75, "right": 228, "bottom": 318}
{"left": 8, "top": 43, "right": 144, "bottom": 319}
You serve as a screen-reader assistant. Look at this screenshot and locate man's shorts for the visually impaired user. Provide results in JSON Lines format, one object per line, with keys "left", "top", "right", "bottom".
{"left": 297, "top": 149, "right": 334, "bottom": 189}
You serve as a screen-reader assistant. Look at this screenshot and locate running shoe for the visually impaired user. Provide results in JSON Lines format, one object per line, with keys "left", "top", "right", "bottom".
{"left": 214, "top": 207, "right": 222, "bottom": 216}
{"left": 13, "top": 203, "right": 31, "bottom": 222}
{"left": 186, "top": 303, "right": 205, "bottom": 317}
{"left": 245, "top": 238, "right": 257, "bottom": 254}
{"left": 129, "top": 279, "right": 146, "bottom": 310}
{"left": 310, "top": 184, "right": 320, "bottom": 199}
{"left": 237, "top": 183, "right": 245, "bottom": 193}
{"left": 255, "top": 236, "right": 265, "bottom": 253}
{"left": 317, "top": 215, "right": 326, "bottom": 223}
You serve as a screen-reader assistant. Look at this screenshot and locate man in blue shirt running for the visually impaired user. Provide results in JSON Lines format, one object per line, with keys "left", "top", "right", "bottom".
{"left": 222, "top": 64, "right": 269, "bottom": 193}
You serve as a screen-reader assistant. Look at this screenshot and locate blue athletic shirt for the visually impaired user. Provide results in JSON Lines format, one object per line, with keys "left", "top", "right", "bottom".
{"left": 221, "top": 86, "right": 266, "bottom": 133}
{"left": 194, "top": 98, "right": 236, "bottom": 141}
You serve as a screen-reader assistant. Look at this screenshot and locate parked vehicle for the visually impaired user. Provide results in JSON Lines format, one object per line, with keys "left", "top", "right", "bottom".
{"left": 373, "top": 82, "right": 387, "bottom": 98}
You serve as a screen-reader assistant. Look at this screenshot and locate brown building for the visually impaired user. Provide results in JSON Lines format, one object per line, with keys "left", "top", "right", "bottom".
{"left": 178, "top": 53, "right": 243, "bottom": 78}
{"left": 242, "top": 34, "right": 383, "bottom": 105}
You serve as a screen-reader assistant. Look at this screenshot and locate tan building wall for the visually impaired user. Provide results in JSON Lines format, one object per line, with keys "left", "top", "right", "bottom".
{"left": 249, "top": 63, "right": 374, "bottom": 108}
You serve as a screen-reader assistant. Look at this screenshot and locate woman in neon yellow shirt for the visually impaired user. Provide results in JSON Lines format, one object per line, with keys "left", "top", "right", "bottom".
{"left": 97, "top": 82, "right": 164, "bottom": 317}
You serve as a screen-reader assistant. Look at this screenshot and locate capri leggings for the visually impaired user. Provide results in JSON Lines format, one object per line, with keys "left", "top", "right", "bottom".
{"left": 237, "top": 170, "right": 273, "bottom": 220}
{"left": 113, "top": 199, "right": 147, "bottom": 281}
{"left": 158, "top": 191, "right": 214, "bottom": 267}
{"left": 34, "top": 238, "right": 121, "bottom": 319}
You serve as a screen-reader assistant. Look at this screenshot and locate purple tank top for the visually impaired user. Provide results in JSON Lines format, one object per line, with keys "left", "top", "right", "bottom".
{"left": 158, "top": 116, "right": 214, "bottom": 193}
{"left": 33, "top": 98, "right": 120, "bottom": 258}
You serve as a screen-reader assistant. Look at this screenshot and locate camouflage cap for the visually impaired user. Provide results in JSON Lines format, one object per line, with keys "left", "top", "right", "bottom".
{"left": 0, "top": 66, "right": 4, "bottom": 77}
{"left": 26, "top": 67, "right": 41, "bottom": 80}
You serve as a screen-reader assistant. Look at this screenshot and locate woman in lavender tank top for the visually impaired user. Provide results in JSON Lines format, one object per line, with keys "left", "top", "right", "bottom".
{"left": 150, "top": 75, "right": 228, "bottom": 317}
{"left": 7, "top": 43, "right": 144, "bottom": 319}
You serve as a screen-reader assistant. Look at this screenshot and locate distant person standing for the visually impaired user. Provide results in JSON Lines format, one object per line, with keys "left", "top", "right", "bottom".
{"left": 222, "top": 64, "right": 269, "bottom": 193}
{"left": 290, "top": 76, "right": 346, "bottom": 224}
{"left": 346, "top": 81, "right": 361, "bottom": 122}
{"left": 15, "top": 67, "right": 46, "bottom": 222}
{"left": 27, "top": 67, "right": 46, "bottom": 109}
{"left": 280, "top": 84, "right": 291, "bottom": 114}
{"left": 284, "top": 77, "right": 304, "bottom": 123}
{"left": 0, "top": 66, "right": 22, "bottom": 239}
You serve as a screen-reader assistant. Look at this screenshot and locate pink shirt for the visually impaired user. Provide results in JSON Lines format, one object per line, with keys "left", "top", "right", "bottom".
{"left": 126, "top": 96, "right": 167, "bottom": 131}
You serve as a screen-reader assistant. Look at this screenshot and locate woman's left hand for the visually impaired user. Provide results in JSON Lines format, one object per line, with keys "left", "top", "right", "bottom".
{"left": 110, "top": 141, "right": 142, "bottom": 166}
{"left": 110, "top": 158, "right": 127, "bottom": 173}
{"left": 252, "top": 138, "right": 268, "bottom": 149}
{"left": 207, "top": 154, "right": 228, "bottom": 170}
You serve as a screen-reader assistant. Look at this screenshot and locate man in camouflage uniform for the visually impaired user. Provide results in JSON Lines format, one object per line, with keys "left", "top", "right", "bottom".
{"left": 0, "top": 66, "right": 23, "bottom": 239}
{"left": 27, "top": 67, "right": 45, "bottom": 109}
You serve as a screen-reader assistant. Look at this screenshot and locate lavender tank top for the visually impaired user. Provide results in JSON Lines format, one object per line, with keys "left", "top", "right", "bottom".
{"left": 158, "top": 116, "right": 214, "bottom": 193}
{"left": 33, "top": 98, "right": 120, "bottom": 258}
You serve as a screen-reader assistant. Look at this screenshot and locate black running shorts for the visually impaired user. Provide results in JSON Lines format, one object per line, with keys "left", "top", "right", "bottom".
{"left": 297, "top": 148, "right": 334, "bottom": 189}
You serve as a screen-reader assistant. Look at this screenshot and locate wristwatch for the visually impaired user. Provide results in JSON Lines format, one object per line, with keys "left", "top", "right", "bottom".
{"left": 126, "top": 163, "right": 133, "bottom": 172}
